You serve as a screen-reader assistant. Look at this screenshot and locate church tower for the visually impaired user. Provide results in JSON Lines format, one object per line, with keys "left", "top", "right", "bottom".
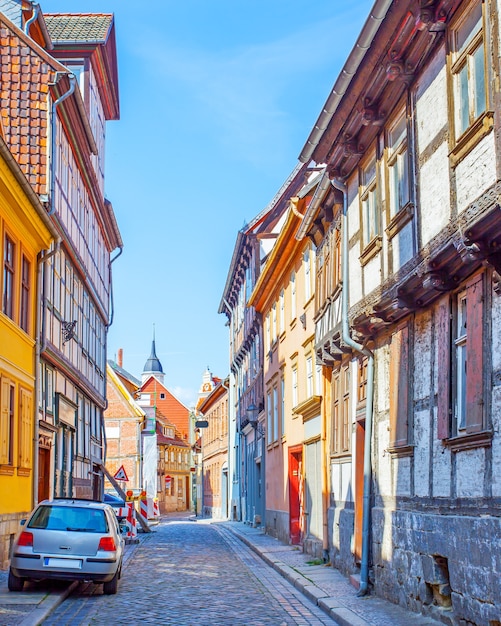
{"left": 142, "top": 331, "right": 165, "bottom": 385}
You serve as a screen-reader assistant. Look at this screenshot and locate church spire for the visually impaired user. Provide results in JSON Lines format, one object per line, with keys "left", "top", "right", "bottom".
{"left": 142, "top": 326, "right": 164, "bottom": 384}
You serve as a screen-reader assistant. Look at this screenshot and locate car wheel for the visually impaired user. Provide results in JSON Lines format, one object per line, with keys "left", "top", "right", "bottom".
{"left": 8, "top": 569, "right": 24, "bottom": 592}
{"left": 103, "top": 569, "right": 119, "bottom": 595}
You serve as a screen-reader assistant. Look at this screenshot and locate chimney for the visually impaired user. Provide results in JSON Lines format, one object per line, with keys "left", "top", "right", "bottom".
{"left": 117, "top": 348, "right": 123, "bottom": 368}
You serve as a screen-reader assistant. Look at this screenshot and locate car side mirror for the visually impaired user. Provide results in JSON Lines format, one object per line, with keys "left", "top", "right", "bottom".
{"left": 20, "top": 519, "right": 26, "bottom": 526}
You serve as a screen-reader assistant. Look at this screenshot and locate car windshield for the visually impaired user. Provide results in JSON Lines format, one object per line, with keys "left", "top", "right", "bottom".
{"left": 28, "top": 505, "right": 109, "bottom": 533}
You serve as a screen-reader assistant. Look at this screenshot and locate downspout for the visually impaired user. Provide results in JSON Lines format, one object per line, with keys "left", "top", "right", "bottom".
{"left": 321, "top": 365, "right": 331, "bottom": 563}
{"left": 101, "top": 245, "right": 123, "bottom": 484}
{"left": 24, "top": 2, "right": 40, "bottom": 34}
{"left": 48, "top": 74, "right": 77, "bottom": 215}
{"left": 34, "top": 241, "right": 61, "bottom": 506}
{"left": 331, "top": 177, "right": 374, "bottom": 597}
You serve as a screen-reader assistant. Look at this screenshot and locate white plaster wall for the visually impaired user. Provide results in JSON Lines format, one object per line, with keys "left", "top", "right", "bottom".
{"left": 347, "top": 177, "right": 360, "bottom": 239}
{"left": 431, "top": 414, "right": 452, "bottom": 497}
{"left": 491, "top": 286, "right": 501, "bottom": 498}
{"left": 413, "top": 410, "right": 430, "bottom": 498}
{"left": 415, "top": 49, "right": 448, "bottom": 145}
{"left": 455, "top": 131, "right": 497, "bottom": 213}
{"left": 331, "top": 459, "right": 353, "bottom": 504}
{"left": 456, "top": 449, "right": 485, "bottom": 498}
{"left": 413, "top": 310, "right": 432, "bottom": 400}
{"left": 349, "top": 243, "right": 363, "bottom": 306}
{"left": 377, "top": 419, "right": 392, "bottom": 497}
{"left": 331, "top": 463, "right": 341, "bottom": 499}
{"left": 491, "top": 387, "right": 501, "bottom": 498}
{"left": 419, "top": 142, "right": 451, "bottom": 245}
{"left": 380, "top": 506, "right": 394, "bottom": 563}
{"left": 393, "top": 455, "right": 411, "bottom": 496}
{"left": 363, "top": 252, "right": 382, "bottom": 295}
{"left": 376, "top": 344, "right": 390, "bottom": 414}
{"left": 341, "top": 462, "right": 353, "bottom": 503}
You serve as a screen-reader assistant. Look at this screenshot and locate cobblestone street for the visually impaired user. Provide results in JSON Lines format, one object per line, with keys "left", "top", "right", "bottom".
{"left": 41, "top": 518, "right": 336, "bottom": 625}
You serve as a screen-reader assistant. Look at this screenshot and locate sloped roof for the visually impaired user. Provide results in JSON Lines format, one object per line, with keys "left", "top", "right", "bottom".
{"left": 44, "top": 13, "right": 113, "bottom": 43}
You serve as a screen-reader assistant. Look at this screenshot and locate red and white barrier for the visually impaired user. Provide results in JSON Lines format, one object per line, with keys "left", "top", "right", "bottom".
{"left": 126, "top": 501, "right": 137, "bottom": 539}
{"left": 152, "top": 498, "right": 160, "bottom": 518}
{"left": 139, "top": 496, "right": 148, "bottom": 520}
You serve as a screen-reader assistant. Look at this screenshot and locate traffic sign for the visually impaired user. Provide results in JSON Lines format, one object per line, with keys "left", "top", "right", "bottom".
{"left": 113, "top": 465, "right": 128, "bottom": 481}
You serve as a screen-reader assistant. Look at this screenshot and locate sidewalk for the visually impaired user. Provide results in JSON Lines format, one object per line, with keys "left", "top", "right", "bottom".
{"left": 0, "top": 535, "right": 143, "bottom": 626}
{"left": 221, "top": 520, "right": 439, "bottom": 626}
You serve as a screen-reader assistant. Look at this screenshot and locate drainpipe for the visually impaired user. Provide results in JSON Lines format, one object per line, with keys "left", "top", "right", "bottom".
{"left": 321, "top": 366, "right": 331, "bottom": 563}
{"left": 33, "top": 241, "right": 60, "bottom": 506}
{"left": 48, "top": 73, "right": 76, "bottom": 215}
{"left": 24, "top": 2, "right": 40, "bottom": 34}
{"left": 331, "top": 177, "right": 374, "bottom": 597}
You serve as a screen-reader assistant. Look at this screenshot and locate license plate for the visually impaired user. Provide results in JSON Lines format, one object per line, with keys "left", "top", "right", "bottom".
{"left": 44, "top": 557, "right": 82, "bottom": 569}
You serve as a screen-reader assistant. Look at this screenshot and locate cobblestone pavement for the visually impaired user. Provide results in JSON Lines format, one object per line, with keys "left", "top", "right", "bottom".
{"left": 41, "top": 518, "right": 338, "bottom": 626}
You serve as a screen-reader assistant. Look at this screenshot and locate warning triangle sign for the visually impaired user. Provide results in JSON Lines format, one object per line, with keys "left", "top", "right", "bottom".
{"left": 113, "top": 465, "right": 128, "bottom": 481}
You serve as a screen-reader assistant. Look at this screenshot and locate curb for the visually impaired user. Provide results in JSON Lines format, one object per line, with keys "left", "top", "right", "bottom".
{"left": 227, "top": 527, "right": 370, "bottom": 626}
{"left": 17, "top": 581, "right": 79, "bottom": 626}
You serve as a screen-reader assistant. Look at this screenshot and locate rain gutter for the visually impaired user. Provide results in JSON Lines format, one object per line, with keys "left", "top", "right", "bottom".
{"left": 298, "top": 0, "right": 393, "bottom": 164}
{"left": 331, "top": 177, "right": 374, "bottom": 597}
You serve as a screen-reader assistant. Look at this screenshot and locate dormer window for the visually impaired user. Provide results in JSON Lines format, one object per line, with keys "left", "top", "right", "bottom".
{"left": 60, "top": 59, "right": 86, "bottom": 97}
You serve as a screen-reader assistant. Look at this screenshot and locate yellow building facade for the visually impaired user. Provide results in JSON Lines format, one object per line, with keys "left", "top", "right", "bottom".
{"left": 0, "top": 138, "right": 57, "bottom": 567}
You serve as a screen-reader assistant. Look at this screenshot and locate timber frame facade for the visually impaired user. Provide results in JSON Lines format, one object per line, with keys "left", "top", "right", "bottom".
{"left": 295, "top": 0, "right": 501, "bottom": 622}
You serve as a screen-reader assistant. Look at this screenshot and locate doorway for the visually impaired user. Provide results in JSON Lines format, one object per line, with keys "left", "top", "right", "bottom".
{"left": 38, "top": 447, "right": 50, "bottom": 502}
{"left": 288, "top": 446, "right": 303, "bottom": 544}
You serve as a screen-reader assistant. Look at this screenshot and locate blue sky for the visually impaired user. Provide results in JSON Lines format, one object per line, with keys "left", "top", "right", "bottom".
{"left": 41, "top": 0, "right": 374, "bottom": 408}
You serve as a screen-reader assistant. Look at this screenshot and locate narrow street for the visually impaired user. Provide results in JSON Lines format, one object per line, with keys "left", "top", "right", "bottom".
{"left": 41, "top": 517, "right": 336, "bottom": 626}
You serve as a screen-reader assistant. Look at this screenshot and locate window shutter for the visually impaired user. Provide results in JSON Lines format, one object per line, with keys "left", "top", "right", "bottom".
{"left": 466, "top": 273, "right": 484, "bottom": 433}
{"left": 389, "top": 322, "right": 409, "bottom": 447}
{"left": 19, "top": 389, "right": 32, "bottom": 468}
{"left": 0, "top": 377, "right": 11, "bottom": 464}
{"left": 436, "top": 296, "right": 451, "bottom": 440}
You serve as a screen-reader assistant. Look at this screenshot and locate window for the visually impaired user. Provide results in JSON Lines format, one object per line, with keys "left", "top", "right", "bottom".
{"left": 272, "top": 303, "right": 277, "bottom": 342}
{"left": 292, "top": 366, "right": 298, "bottom": 408}
{"left": 387, "top": 111, "right": 410, "bottom": 218}
{"left": 3, "top": 234, "right": 15, "bottom": 320}
{"left": 437, "top": 273, "right": 487, "bottom": 444}
{"left": 389, "top": 324, "right": 410, "bottom": 449}
{"left": 304, "top": 247, "right": 312, "bottom": 301}
{"left": 450, "top": 1, "right": 486, "bottom": 140}
{"left": 306, "top": 356, "right": 313, "bottom": 397}
{"left": 360, "top": 154, "right": 379, "bottom": 247}
{"left": 281, "top": 375, "right": 285, "bottom": 437}
{"left": 332, "top": 365, "right": 350, "bottom": 455}
{"left": 290, "top": 271, "right": 296, "bottom": 320}
{"left": 20, "top": 255, "right": 31, "bottom": 333}
{"left": 454, "top": 291, "right": 467, "bottom": 431}
{"left": 273, "top": 386, "right": 278, "bottom": 442}
{"left": 266, "top": 391, "right": 272, "bottom": 441}
{"left": 279, "top": 288, "right": 285, "bottom": 334}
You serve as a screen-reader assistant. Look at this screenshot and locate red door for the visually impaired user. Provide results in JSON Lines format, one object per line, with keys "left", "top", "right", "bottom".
{"left": 38, "top": 447, "right": 50, "bottom": 503}
{"left": 289, "top": 446, "right": 303, "bottom": 544}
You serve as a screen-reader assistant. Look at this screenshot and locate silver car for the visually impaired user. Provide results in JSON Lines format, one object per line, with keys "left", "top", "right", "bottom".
{"left": 8, "top": 498, "right": 125, "bottom": 594}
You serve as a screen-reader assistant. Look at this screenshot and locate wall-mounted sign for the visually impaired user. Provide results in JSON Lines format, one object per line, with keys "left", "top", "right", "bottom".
{"left": 195, "top": 420, "right": 208, "bottom": 428}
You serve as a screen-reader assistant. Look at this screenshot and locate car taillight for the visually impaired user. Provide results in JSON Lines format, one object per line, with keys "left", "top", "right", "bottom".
{"left": 18, "top": 531, "right": 33, "bottom": 547}
{"left": 98, "top": 536, "right": 116, "bottom": 551}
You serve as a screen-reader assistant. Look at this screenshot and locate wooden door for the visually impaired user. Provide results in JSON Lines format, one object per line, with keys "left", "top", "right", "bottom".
{"left": 38, "top": 447, "right": 50, "bottom": 502}
{"left": 289, "top": 447, "right": 302, "bottom": 544}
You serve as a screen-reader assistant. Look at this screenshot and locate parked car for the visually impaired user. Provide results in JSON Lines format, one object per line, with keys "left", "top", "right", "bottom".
{"left": 8, "top": 498, "right": 124, "bottom": 594}
{"left": 103, "top": 493, "right": 125, "bottom": 508}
